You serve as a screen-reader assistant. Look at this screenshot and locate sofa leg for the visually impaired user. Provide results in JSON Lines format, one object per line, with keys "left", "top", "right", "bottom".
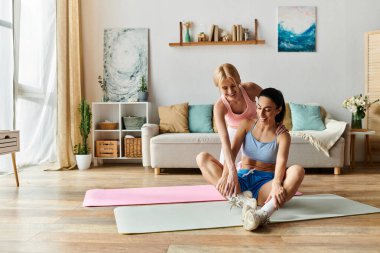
{"left": 154, "top": 168, "right": 161, "bottom": 175}
{"left": 334, "top": 167, "right": 341, "bottom": 175}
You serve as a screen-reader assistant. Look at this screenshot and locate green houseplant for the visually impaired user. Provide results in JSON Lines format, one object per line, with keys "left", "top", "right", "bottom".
{"left": 138, "top": 76, "right": 148, "bottom": 102}
{"left": 74, "top": 100, "right": 92, "bottom": 170}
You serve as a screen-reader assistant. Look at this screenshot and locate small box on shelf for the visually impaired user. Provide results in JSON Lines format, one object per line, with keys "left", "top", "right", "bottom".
{"left": 95, "top": 140, "right": 119, "bottom": 157}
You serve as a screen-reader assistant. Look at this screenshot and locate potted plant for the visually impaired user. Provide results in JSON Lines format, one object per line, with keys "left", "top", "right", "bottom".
{"left": 74, "top": 99, "right": 92, "bottom": 170}
{"left": 138, "top": 76, "right": 148, "bottom": 102}
{"left": 98, "top": 75, "right": 109, "bottom": 102}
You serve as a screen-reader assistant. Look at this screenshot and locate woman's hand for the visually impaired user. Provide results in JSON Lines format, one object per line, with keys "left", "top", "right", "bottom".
{"left": 225, "top": 168, "right": 239, "bottom": 197}
{"left": 216, "top": 175, "right": 228, "bottom": 196}
{"left": 265, "top": 181, "right": 287, "bottom": 209}
{"left": 276, "top": 123, "right": 288, "bottom": 135}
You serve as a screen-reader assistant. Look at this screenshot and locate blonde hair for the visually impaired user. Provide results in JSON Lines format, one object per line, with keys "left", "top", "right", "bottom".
{"left": 213, "top": 63, "right": 241, "bottom": 87}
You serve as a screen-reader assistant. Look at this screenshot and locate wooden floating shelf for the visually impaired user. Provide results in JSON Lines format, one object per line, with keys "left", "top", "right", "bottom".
{"left": 169, "top": 40, "right": 265, "bottom": 47}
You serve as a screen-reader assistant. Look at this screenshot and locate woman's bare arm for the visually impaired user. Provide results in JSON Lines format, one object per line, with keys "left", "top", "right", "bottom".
{"left": 214, "top": 100, "right": 235, "bottom": 172}
{"left": 269, "top": 132, "right": 291, "bottom": 208}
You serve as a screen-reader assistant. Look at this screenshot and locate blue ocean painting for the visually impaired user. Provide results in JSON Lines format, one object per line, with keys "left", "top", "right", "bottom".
{"left": 278, "top": 6, "right": 316, "bottom": 52}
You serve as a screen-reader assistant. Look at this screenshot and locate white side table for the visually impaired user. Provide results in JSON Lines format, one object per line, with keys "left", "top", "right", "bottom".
{"left": 0, "top": 131, "right": 20, "bottom": 187}
{"left": 350, "top": 129, "right": 376, "bottom": 168}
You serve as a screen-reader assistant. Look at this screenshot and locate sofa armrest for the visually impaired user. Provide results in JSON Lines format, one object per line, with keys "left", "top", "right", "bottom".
{"left": 342, "top": 123, "right": 351, "bottom": 167}
{"left": 142, "top": 123, "right": 159, "bottom": 167}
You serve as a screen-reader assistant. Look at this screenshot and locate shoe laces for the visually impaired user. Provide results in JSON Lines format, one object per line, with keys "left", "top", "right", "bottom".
{"left": 228, "top": 196, "right": 243, "bottom": 209}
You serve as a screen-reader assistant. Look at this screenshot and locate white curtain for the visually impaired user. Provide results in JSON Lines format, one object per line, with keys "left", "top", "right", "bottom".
{"left": 0, "top": 0, "right": 14, "bottom": 172}
{"left": 12, "top": 0, "right": 57, "bottom": 168}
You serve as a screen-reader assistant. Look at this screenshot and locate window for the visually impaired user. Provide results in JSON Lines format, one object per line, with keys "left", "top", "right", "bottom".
{"left": 1, "top": 0, "right": 57, "bottom": 170}
{"left": 14, "top": 0, "right": 57, "bottom": 166}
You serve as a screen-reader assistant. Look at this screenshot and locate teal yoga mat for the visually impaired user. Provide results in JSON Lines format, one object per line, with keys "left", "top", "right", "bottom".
{"left": 114, "top": 194, "right": 380, "bottom": 234}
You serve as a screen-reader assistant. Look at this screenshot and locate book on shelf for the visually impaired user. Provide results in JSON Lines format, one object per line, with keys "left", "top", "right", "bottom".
{"left": 209, "top": 24, "right": 215, "bottom": 41}
{"left": 231, "top": 25, "right": 236, "bottom": 41}
{"left": 238, "top": 25, "right": 243, "bottom": 41}
{"left": 213, "top": 25, "right": 219, "bottom": 42}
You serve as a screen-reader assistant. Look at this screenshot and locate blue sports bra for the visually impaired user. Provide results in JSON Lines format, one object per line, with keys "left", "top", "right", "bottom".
{"left": 242, "top": 121, "right": 279, "bottom": 164}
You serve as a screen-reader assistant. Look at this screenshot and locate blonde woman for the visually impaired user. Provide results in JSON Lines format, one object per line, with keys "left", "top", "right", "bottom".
{"left": 212, "top": 63, "right": 285, "bottom": 197}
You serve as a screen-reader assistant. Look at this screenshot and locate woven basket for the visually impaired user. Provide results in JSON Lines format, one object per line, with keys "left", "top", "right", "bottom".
{"left": 124, "top": 138, "right": 142, "bottom": 158}
{"left": 123, "top": 116, "right": 145, "bottom": 130}
{"left": 98, "top": 122, "right": 118, "bottom": 130}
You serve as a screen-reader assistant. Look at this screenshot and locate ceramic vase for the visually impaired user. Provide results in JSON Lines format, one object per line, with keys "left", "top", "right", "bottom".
{"left": 185, "top": 28, "right": 191, "bottom": 42}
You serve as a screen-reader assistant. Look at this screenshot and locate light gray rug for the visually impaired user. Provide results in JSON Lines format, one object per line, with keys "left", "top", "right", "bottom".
{"left": 114, "top": 194, "right": 380, "bottom": 234}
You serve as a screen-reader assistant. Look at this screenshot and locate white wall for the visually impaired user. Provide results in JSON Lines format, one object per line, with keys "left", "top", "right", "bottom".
{"left": 81, "top": 0, "right": 380, "bottom": 161}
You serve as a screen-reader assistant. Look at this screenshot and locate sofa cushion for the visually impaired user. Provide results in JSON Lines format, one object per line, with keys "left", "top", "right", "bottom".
{"left": 189, "top": 104, "right": 214, "bottom": 133}
{"left": 283, "top": 103, "right": 292, "bottom": 130}
{"left": 159, "top": 102, "right": 189, "bottom": 133}
{"left": 289, "top": 103, "right": 326, "bottom": 131}
{"left": 151, "top": 133, "right": 221, "bottom": 144}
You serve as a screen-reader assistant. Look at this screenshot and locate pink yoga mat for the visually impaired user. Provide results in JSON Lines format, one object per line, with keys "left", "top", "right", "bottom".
{"left": 83, "top": 185, "right": 225, "bottom": 207}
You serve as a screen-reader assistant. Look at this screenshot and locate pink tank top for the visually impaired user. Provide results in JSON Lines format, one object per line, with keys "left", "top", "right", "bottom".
{"left": 220, "top": 86, "right": 257, "bottom": 128}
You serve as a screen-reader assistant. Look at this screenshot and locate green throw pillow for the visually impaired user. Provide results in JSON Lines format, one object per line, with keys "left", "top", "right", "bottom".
{"left": 289, "top": 103, "right": 326, "bottom": 131}
{"left": 188, "top": 104, "right": 214, "bottom": 133}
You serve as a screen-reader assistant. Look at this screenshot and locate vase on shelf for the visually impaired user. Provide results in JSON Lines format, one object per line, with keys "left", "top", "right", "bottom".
{"left": 351, "top": 112, "right": 363, "bottom": 129}
{"left": 184, "top": 28, "right": 191, "bottom": 42}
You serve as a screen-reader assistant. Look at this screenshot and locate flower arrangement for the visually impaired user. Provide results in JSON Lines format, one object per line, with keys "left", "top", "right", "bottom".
{"left": 342, "top": 94, "right": 379, "bottom": 129}
{"left": 342, "top": 94, "right": 379, "bottom": 119}
{"left": 183, "top": 21, "right": 192, "bottom": 30}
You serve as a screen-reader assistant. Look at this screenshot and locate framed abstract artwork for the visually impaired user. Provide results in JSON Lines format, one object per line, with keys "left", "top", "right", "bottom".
{"left": 278, "top": 6, "right": 316, "bottom": 52}
{"left": 103, "top": 28, "right": 148, "bottom": 102}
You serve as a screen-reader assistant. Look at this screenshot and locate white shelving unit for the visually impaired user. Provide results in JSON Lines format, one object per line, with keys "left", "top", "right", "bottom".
{"left": 92, "top": 102, "right": 149, "bottom": 165}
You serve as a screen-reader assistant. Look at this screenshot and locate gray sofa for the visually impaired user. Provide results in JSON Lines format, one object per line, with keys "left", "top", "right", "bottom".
{"left": 142, "top": 123, "right": 351, "bottom": 175}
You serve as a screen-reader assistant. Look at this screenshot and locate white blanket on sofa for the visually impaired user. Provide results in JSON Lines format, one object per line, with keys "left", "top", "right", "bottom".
{"left": 290, "top": 118, "right": 347, "bottom": 157}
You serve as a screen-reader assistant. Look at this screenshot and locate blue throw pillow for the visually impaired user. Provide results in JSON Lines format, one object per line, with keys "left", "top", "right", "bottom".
{"left": 289, "top": 103, "right": 326, "bottom": 131}
{"left": 188, "top": 104, "right": 214, "bottom": 133}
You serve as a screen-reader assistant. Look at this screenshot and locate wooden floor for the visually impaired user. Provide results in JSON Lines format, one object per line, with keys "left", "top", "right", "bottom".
{"left": 1, "top": 164, "right": 380, "bottom": 253}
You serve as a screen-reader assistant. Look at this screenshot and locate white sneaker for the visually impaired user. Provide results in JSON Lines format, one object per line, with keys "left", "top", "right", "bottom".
{"left": 228, "top": 191, "right": 257, "bottom": 209}
{"left": 242, "top": 209, "right": 270, "bottom": 231}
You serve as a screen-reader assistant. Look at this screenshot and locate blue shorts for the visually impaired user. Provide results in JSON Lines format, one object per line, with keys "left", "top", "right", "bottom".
{"left": 238, "top": 169, "right": 274, "bottom": 199}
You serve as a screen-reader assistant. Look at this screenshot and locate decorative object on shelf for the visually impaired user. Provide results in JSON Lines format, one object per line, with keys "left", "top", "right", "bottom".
{"left": 342, "top": 94, "right": 380, "bottom": 129}
{"left": 104, "top": 28, "right": 148, "bottom": 102}
{"left": 169, "top": 19, "right": 264, "bottom": 47}
{"left": 278, "top": 6, "right": 316, "bottom": 52}
{"left": 221, "top": 31, "right": 230, "bottom": 42}
{"left": 244, "top": 28, "right": 249, "bottom": 41}
{"left": 123, "top": 116, "right": 146, "bottom": 130}
{"left": 98, "top": 121, "right": 118, "bottom": 130}
{"left": 137, "top": 76, "right": 148, "bottom": 102}
{"left": 183, "top": 21, "right": 192, "bottom": 42}
{"left": 197, "top": 32, "right": 208, "bottom": 42}
{"left": 74, "top": 100, "right": 92, "bottom": 170}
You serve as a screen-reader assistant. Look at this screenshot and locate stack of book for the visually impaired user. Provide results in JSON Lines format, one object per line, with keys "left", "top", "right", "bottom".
{"left": 208, "top": 24, "right": 219, "bottom": 42}
{"left": 231, "top": 25, "right": 245, "bottom": 41}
